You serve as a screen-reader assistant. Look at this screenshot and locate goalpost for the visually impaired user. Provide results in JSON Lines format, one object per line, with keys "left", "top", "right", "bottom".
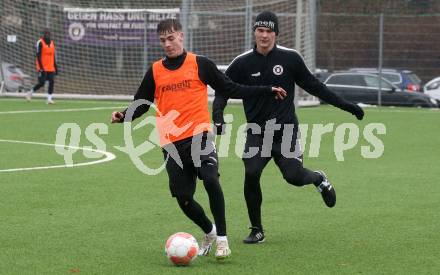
{"left": 0, "top": 0, "right": 319, "bottom": 106}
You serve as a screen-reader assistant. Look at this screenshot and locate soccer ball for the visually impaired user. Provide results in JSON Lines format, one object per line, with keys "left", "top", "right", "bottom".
{"left": 165, "top": 232, "right": 199, "bottom": 266}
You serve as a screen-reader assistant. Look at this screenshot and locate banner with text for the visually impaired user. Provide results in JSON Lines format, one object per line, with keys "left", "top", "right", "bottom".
{"left": 64, "top": 8, "right": 179, "bottom": 46}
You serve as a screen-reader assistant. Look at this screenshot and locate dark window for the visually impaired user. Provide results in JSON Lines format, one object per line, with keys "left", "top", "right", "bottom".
{"left": 426, "top": 81, "right": 440, "bottom": 91}
{"left": 363, "top": 75, "right": 394, "bottom": 89}
{"left": 407, "top": 73, "right": 422, "bottom": 85}
{"left": 326, "top": 74, "right": 366, "bottom": 86}
{"left": 381, "top": 73, "right": 401, "bottom": 83}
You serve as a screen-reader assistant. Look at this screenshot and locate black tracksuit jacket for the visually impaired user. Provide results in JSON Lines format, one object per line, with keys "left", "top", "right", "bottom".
{"left": 212, "top": 45, "right": 355, "bottom": 128}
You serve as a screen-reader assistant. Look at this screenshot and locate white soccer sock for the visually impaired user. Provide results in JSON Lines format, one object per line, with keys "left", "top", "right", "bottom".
{"left": 217, "top": 236, "right": 228, "bottom": 242}
{"left": 47, "top": 94, "right": 52, "bottom": 101}
{"left": 208, "top": 224, "right": 217, "bottom": 236}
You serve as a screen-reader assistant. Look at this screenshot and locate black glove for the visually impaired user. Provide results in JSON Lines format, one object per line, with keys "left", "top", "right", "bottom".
{"left": 214, "top": 122, "right": 225, "bottom": 135}
{"left": 347, "top": 103, "right": 364, "bottom": 120}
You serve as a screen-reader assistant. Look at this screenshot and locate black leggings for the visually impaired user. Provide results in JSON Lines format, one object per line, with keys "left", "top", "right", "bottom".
{"left": 33, "top": 72, "right": 55, "bottom": 94}
{"left": 243, "top": 134, "right": 322, "bottom": 229}
{"left": 175, "top": 164, "right": 226, "bottom": 236}
{"left": 165, "top": 133, "right": 226, "bottom": 236}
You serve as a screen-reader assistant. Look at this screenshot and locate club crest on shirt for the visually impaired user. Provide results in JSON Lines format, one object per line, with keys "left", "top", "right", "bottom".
{"left": 273, "top": 65, "right": 283, "bottom": 75}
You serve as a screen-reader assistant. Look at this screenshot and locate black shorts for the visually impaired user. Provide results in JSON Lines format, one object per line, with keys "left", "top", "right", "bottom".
{"left": 163, "top": 132, "right": 219, "bottom": 197}
{"left": 242, "top": 129, "right": 303, "bottom": 172}
{"left": 37, "top": 71, "right": 55, "bottom": 83}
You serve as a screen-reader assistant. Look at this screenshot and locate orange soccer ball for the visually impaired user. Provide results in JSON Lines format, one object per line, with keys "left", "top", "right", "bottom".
{"left": 165, "top": 232, "right": 199, "bottom": 266}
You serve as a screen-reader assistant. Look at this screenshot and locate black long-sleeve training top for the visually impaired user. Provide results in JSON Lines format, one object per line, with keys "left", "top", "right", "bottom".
{"left": 122, "top": 51, "right": 273, "bottom": 121}
{"left": 212, "top": 45, "right": 355, "bottom": 126}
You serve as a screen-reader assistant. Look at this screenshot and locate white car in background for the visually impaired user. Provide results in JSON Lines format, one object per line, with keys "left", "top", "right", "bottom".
{"left": 423, "top": 77, "right": 440, "bottom": 102}
{"left": 0, "top": 62, "right": 31, "bottom": 93}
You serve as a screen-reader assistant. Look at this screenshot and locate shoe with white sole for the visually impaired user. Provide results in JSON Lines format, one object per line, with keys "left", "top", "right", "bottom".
{"left": 215, "top": 238, "right": 231, "bottom": 260}
{"left": 243, "top": 227, "right": 265, "bottom": 244}
{"left": 198, "top": 226, "right": 216, "bottom": 256}
{"left": 26, "top": 91, "right": 32, "bottom": 101}
{"left": 315, "top": 170, "right": 336, "bottom": 207}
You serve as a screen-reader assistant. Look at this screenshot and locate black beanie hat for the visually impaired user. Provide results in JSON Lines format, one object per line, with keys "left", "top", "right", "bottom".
{"left": 253, "top": 11, "right": 279, "bottom": 35}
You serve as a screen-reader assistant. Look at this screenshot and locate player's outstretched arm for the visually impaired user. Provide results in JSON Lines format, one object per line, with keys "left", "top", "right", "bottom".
{"left": 291, "top": 52, "right": 364, "bottom": 120}
{"left": 111, "top": 67, "right": 155, "bottom": 124}
{"left": 341, "top": 103, "right": 364, "bottom": 120}
{"left": 196, "top": 55, "right": 286, "bottom": 100}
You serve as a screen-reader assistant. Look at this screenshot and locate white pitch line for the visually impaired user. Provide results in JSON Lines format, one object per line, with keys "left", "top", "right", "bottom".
{"left": 365, "top": 108, "right": 440, "bottom": 114}
{"left": 0, "top": 98, "right": 129, "bottom": 104}
{"left": 0, "top": 139, "right": 116, "bottom": 172}
{"left": 302, "top": 106, "right": 439, "bottom": 114}
{"left": 0, "top": 106, "right": 124, "bottom": 115}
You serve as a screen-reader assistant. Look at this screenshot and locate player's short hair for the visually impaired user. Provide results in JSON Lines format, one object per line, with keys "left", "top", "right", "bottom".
{"left": 156, "top": 19, "right": 182, "bottom": 34}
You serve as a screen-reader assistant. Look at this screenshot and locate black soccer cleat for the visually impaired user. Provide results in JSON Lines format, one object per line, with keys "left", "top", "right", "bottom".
{"left": 315, "top": 170, "right": 336, "bottom": 208}
{"left": 243, "top": 227, "right": 265, "bottom": 244}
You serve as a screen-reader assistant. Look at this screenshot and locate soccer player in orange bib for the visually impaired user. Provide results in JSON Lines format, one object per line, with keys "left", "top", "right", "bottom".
{"left": 111, "top": 19, "right": 287, "bottom": 260}
{"left": 27, "top": 29, "right": 58, "bottom": 104}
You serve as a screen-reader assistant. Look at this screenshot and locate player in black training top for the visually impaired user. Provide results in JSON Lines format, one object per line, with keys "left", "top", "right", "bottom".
{"left": 213, "top": 11, "right": 364, "bottom": 244}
